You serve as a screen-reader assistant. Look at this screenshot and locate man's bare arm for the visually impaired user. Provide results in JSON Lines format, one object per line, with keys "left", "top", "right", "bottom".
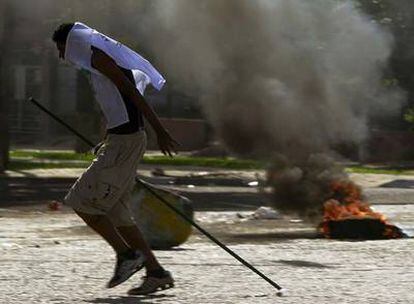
{"left": 91, "top": 47, "right": 178, "bottom": 156}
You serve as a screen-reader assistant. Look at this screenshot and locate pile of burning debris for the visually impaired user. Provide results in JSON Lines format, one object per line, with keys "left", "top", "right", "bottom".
{"left": 319, "top": 180, "right": 407, "bottom": 239}
{"left": 268, "top": 155, "right": 407, "bottom": 240}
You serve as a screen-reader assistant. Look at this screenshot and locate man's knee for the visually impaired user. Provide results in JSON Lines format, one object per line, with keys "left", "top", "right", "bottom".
{"left": 75, "top": 210, "right": 106, "bottom": 226}
{"left": 108, "top": 200, "right": 136, "bottom": 227}
{"left": 109, "top": 212, "right": 136, "bottom": 228}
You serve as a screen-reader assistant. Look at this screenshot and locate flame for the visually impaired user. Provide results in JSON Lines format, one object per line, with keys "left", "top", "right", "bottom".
{"left": 320, "top": 180, "right": 400, "bottom": 238}
{"left": 322, "top": 199, "right": 386, "bottom": 222}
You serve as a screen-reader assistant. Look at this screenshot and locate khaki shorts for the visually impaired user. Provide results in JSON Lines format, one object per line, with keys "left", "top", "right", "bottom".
{"left": 64, "top": 131, "right": 146, "bottom": 226}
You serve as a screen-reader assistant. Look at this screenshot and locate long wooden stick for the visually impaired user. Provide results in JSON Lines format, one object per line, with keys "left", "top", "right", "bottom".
{"left": 28, "top": 96, "right": 284, "bottom": 292}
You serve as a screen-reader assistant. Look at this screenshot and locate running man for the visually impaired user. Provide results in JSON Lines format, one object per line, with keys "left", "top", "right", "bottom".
{"left": 52, "top": 22, "right": 177, "bottom": 295}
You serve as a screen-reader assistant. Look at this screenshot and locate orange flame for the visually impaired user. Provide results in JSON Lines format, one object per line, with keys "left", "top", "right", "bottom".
{"left": 320, "top": 180, "right": 400, "bottom": 238}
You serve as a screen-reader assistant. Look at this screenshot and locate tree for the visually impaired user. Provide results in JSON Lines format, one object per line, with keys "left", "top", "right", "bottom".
{"left": 358, "top": 1, "right": 414, "bottom": 129}
{"left": 0, "top": 0, "right": 11, "bottom": 173}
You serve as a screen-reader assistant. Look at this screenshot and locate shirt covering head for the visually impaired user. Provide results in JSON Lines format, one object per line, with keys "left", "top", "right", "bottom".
{"left": 61, "top": 22, "right": 166, "bottom": 129}
{"left": 65, "top": 22, "right": 166, "bottom": 93}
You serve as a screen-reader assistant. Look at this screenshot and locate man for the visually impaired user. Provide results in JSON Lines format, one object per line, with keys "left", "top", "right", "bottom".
{"left": 52, "top": 22, "right": 178, "bottom": 295}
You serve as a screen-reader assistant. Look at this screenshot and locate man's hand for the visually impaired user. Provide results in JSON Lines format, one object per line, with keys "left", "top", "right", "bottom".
{"left": 156, "top": 129, "right": 179, "bottom": 157}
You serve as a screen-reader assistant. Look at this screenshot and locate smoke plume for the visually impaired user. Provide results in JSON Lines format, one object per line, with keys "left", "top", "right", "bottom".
{"left": 5, "top": 1, "right": 406, "bottom": 218}
{"left": 138, "top": 0, "right": 405, "bottom": 219}
{"left": 141, "top": 0, "right": 403, "bottom": 154}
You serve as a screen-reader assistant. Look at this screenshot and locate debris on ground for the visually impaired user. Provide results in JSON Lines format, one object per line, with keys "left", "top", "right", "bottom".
{"left": 47, "top": 201, "right": 62, "bottom": 211}
{"left": 151, "top": 168, "right": 167, "bottom": 176}
{"left": 253, "top": 206, "right": 281, "bottom": 219}
{"left": 237, "top": 206, "right": 281, "bottom": 220}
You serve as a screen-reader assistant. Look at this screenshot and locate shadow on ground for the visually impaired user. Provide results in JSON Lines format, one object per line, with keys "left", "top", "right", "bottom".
{"left": 274, "top": 259, "right": 334, "bottom": 268}
{"left": 0, "top": 177, "right": 73, "bottom": 206}
{"left": 380, "top": 179, "right": 414, "bottom": 189}
{"left": 228, "top": 230, "right": 320, "bottom": 242}
{"left": 86, "top": 294, "right": 176, "bottom": 304}
{"left": 0, "top": 176, "right": 267, "bottom": 210}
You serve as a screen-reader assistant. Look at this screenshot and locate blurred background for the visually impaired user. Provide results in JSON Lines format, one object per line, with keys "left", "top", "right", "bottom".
{"left": 0, "top": 0, "right": 208, "bottom": 166}
{"left": 1, "top": 0, "right": 414, "bottom": 172}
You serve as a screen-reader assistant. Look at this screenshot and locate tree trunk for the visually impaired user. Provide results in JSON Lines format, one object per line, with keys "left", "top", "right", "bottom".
{"left": 0, "top": 0, "right": 10, "bottom": 173}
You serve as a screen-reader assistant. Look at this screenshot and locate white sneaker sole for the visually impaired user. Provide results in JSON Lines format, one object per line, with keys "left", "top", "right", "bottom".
{"left": 127, "top": 277, "right": 174, "bottom": 295}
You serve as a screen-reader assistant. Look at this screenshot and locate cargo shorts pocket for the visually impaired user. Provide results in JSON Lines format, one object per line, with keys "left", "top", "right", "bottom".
{"left": 70, "top": 166, "right": 122, "bottom": 213}
{"left": 94, "top": 141, "right": 123, "bottom": 169}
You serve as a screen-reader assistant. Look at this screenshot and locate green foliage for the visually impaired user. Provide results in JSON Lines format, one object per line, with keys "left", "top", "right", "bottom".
{"left": 142, "top": 155, "right": 263, "bottom": 169}
{"left": 9, "top": 161, "right": 89, "bottom": 170}
{"left": 9, "top": 150, "right": 264, "bottom": 170}
{"left": 9, "top": 149, "right": 414, "bottom": 174}
{"left": 10, "top": 150, "right": 94, "bottom": 161}
{"left": 403, "top": 108, "right": 414, "bottom": 130}
{"left": 346, "top": 166, "right": 409, "bottom": 175}
{"left": 383, "top": 78, "right": 399, "bottom": 88}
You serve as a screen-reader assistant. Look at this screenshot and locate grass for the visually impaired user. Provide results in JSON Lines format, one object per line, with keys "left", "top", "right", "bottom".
{"left": 346, "top": 166, "right": 413, "bottom": 175}
{"left": 142, "top": 155, "right": 262, "bottom": 169}
{"left": 9, "top": 150, "right": 264, "bottom": 170}
{"left": 10, "top": 150, "right": 95, "bottom": 162}
{"left": 8, "top": 149, "right": 414, "bottom": 174}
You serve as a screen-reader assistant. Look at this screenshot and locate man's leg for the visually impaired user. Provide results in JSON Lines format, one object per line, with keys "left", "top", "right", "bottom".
{"left": 75, "top": 210, "right": 129, "bottom": 254}
{"left": 116, "top": 224, "right": 174, "bottom": 295}
{"left": 63, "top": 134, "right": 150, "bottom": 288}
{"left": 108, "top": 200, "right": 163, "bottom": 272}
{"left": 110, "top": 202, "right": 174, "bottom": 295}
{"left": 116, "top": 225, "right": 162, "bottom": 271}
{"left": 75, "top": 210, "right": 145, "bottom": 288}
{"left": 122, "top": 223, "right": 174, "bottom": 295}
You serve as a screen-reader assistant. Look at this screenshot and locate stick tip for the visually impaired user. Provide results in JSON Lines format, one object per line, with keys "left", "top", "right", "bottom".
{"left": 276, "top": 288, "right": 287, "bottom": 297}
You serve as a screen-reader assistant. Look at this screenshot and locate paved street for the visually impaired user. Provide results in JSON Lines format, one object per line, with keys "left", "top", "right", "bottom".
{"left": 1, "top": 168, "right": 414, "bottom": 303}
{"left": 1, "top": 202, "right": 413, "bottom": 304}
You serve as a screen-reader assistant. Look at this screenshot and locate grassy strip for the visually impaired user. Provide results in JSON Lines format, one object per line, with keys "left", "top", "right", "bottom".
{"left": 9, "top": 157, "right": 262, "bottom": 170}
{"left": 141, "top": 155, "right": 262, "bottom": 169}
{"left": 9, "top": 150, "right": 263, "bottom": 170}
{"left": 10, "top": 150, "right": 95, "bottom": 162}
{"left": 346, "top": 166, "right": 413, "bottom": 175}
{"left": 9, "top": 150, "right": 414, "bottom": 174}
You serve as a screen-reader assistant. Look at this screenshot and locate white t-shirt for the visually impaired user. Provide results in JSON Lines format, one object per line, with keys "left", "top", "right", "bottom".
{"left": 64, "top": 22, "right": 166, "bottom": 129}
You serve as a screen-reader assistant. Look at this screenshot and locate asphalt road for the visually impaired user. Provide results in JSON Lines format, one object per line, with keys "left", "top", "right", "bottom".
{"left": 1, "top": 170, "right": 413, "bottom": 303}
{"left": 0, "top": 201, "right": 413, "bottom": 304}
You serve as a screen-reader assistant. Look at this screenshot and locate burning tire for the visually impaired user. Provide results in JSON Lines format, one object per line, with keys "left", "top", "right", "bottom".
{"left": 320, "top": 218, "right": 407, "bottom": 240}
{"left": 319, "top": 181, "right": 407, "bottom": 240}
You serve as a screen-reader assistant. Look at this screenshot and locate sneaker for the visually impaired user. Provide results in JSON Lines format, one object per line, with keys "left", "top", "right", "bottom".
{"left": 107, "top": 250, "right": 146, "bottom": 288}
{"left": 127, "top": 271, "right": 174, "bottom": 295}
